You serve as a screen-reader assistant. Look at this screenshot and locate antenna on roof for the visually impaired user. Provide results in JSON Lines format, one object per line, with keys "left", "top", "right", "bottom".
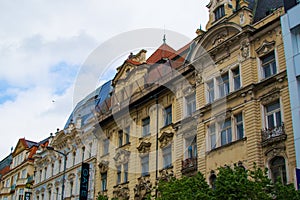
{"left": 11, "top": 147, "right": 13, "bottom": 153}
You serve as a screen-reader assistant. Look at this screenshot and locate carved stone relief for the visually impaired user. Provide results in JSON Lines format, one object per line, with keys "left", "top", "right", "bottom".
{"left": 157, "top": 168, "right": 174, "bottom": 182}
{"left": 137, "top": 142, "right": 151, "bottom": 154}
{"left": 113, "top": 184, "right": 130, "bottom": 200}
{"left": 256, "top": 40, "right": 275, "bottom": 57}
{"left": 260, "top": 89, "right": 280, "bottom": 105}
{"left": 134, "top": 176, "right": 152, "bottom": 200}
{"left": 98, "top": 160, "right": 109, "bottom": 173}
{"left": 240, "top": 39, "right": 250, "bottom": 59}
{"left": 158, "top": 132, "right": 174, "bottom": 148}
{"left": 114, "top": 149, "right": 131, "bottom": 165}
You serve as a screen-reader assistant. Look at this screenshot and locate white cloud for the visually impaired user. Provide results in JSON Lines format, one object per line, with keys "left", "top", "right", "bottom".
{"left": 0, "top": 0, "right": 209, "bottom": 160}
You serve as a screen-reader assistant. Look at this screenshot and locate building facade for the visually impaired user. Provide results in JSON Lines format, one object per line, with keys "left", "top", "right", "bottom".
{"left": 32, "top": 82, "right": 111, "bottom": 200}
{"left": 0, "top": 138, "right": 49, "bottom": 200}
{"left": 281, "top": 0, "right": 300, "bottom": 188}
{"left": 94, "top": 0, "right": 297, "bottom": 199}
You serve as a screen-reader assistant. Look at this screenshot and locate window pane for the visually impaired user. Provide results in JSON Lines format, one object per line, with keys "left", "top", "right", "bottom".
{"left": 142, "top": 117, "right": 150, "bottom": 136}
{"left": 266, "top": 101, "right": 280, "bottom": 112}
{"left": 233, "top": 68, "right": 241, "bottom": 90}
{"left": 262, "top": 52, "right": 276, "bottom": 78}
{"left": 207, "top": 80, "right": 215, "bottom": 103}
{"left": 164, "top": 106, "right": 172, "bottom": 126}
{"left": 124, "top": 163, "right": 128, "bottom": 183}
{"left": 267, "top": 115, "right": 275, "bottom": 128}
{"left": 186, "top": 94, "right": 196, "bottom": 116}
{"left": 163, "top": 146, "right": 172, "bottom": 168}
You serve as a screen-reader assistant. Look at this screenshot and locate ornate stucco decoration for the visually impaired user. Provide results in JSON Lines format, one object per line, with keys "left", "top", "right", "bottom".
{"left": 158, "top": 132, "right": 174, "bottom": 148}
{"left": 113, "top": 184, "right": 130, "bottom": 200}
{"left": 213, "top": 32, "right": 228, "bottom": 46}
{"left": 259, "top": 88, "right": 280, "bottom": 105}
{"left": 264, "top": 144, "right": 286, "bottom": 157}
{"left": 114, "top": 149, "right": 131, "bottom": 165}
{"left": 98, "top": 160, "right": 109, "bottom": 173}
{"left": 157, "top": 168, "right": 174, "bottom": 182}
{"left": 255, "top": 40, "right": 275, "bottom": 57}
{"left": 137, "top": 142, "right": 151, "bottom": 154}
{"left": 240, "top": 39, "right": 250, "bottom": 59}
{"left": 47, "top": 183, "right": 53, "bottom": 190}
{"left": 134, "top": 176, "right": 152, "bottom": 200}
{"left": 67, "top": 173, "right": 75, "bottom": 181}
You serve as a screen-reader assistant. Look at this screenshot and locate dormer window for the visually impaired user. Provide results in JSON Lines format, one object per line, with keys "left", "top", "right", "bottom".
{"left": 214, "top": 5, "right": 225, "bottom": 21}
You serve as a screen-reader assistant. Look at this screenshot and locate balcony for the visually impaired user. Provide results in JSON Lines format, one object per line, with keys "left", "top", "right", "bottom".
{"left": 0, "top": 187, "right": 10, "bottom": 194}
{"left": 261, "top": 123, "right": 287, "bottom": 147}
{"left": 17, "top": 178, "right": 27, "bottom": 186}
{"left": 181, "top": 157, "right": 197, "bottom": 175}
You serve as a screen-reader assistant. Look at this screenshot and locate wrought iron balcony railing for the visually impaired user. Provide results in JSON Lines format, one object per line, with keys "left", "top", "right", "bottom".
{"left": 181, "top": 157, "right": 197, "bottom": 175}
{"left": 261, "top": 123, "right": 287, "bottom": 147}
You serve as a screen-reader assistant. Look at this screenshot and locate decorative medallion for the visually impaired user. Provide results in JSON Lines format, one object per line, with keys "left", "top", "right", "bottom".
{"left": 114, "top": 149, "right": 131, "bottom": 165}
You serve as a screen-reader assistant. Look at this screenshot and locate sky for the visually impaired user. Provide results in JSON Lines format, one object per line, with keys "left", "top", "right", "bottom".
{"left": 0, "top": 0, "right": 209, "bottom": 160}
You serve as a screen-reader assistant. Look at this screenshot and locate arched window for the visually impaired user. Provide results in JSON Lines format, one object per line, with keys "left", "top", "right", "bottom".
{"left": 209, "top": 172, "right": 217, "bottom": 190}
{"left": 270, "top": 156, "right": 287, "bottom": 184}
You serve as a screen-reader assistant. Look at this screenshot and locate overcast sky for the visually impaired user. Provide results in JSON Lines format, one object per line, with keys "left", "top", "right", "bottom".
{"left": 0, "top": 0, "right": 209, "bottom": 160}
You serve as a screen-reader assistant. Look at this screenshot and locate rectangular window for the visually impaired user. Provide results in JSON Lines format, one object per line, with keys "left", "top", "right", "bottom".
{"left": 18, "top": 189, "right": 24, "bottom": 200}
{"left": 209, "top": 124, "right": 216, "bottom": 150}
{"left": 218, "top": 73, "right": 229, "bottom": 98}
{"left": 141, "top": 155, "right": 149, "bottom": 176}
{"left": 232, "top": 67, "right": 241, "bottom": 90}
{"left": 101, "top": 172, "right": 107, "bottom": 191}
{"left": 235, "top": 113, "right": 244, "bottom": 140}
{"left": 186, "top": 94, "right": 196, "bottom": 116}
{"left": 207, "top": 80, "right": 215, "bottom": 103}
{"left": 124, "top": 163, "right": 128, "bottom": 183}
{"left": 44, "top": 167, "right": 47, "bottom": 180}
{"left": 118, "top": 130, "right": 123, "bottom": 147}
{"left": 186, "top": 137, "right": 197, "bottom": 159}
{"left": 56, "top": 188, "right": 59, "bottom": 200}
{"left": 58, "top": 160, "right": 62, "bottom": 173}
{"left": 70, "top": 182, "right": 73, "bottom": 197}
{"left": 266, "top": 100, "right": 282, "bottom": 128}
{"left": 73, "top": 152, "right": 76, "bottom": 165}
{"left": 103, "top": 139, "right": 109, "bottom": 155}
{"left": 142, "top": 117, "right": 150, "bottom": 137}
{"left": 164, "top": 106, "right": 172, "bottom": 126}
{"left": 116, "top": 165, "right": 121, "bottom": 185}
{"left": 125, "top": 126, "right": 130, "bottom": 144}
{"left": 89, "top": 142, "right": 92, "bottom": 158}
{"left": 162, "top": 145, "right": 172, "bottom": 169}
{"left": 39, "top": 170, "right": 42, "bottom": 182}
{"left": 82, "top": 147, "right": 85, "bottom": 162}
{"left": 214, "top": 5, "right": 225, "bottom": 21}
{"left": 261, "top": 52, "right": 276, "bottom": 78}
{"left": 21, "top": 169, "right": 26, "bottom": 179}
{"left": 220, "top": 119, "right": 232, "bottom": 146}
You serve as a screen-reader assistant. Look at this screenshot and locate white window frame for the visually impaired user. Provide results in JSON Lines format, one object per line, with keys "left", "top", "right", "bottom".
{"left": 162, "top": 145, "right": 172, "bottom": 169}
{"left": 185, "top": 93, "right": 196, "bottom": 116}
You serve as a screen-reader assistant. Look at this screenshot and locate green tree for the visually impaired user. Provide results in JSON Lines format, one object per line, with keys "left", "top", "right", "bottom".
{"left": 157, "top": 172, "right": 211, "bottom": 200}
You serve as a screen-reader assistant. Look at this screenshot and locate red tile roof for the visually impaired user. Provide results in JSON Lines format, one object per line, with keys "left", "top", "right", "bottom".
{"left": 146, "top": 43, "right": 176, "bottom": 64}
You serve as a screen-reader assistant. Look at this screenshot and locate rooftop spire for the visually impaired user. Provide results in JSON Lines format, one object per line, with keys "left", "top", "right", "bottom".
{"left": 163, "top": 34, "right": 166, "bottom": 44}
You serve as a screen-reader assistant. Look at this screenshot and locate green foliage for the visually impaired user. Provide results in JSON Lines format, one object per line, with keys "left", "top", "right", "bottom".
{"left": 96, "top": 193, "right": 108, "bottom": 200}
{"left": 156, "top": 163, "right": 299, "bottom": 200}
{"left": 157, "top": 172, "right": 211, "bottom": 200}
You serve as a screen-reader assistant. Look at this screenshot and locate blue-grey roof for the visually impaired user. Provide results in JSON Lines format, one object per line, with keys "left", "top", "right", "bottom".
{"left": 0, "top": 154, "right": 12, "bottom": 171}
{"left": 253, "top": 0, "right": 284, "bottom": 23}
{"left": 64, "top": 80, "right": 112, "bottom": 128}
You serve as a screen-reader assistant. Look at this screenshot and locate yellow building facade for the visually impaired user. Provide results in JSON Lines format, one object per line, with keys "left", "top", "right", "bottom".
{"left": 94, "top": 0, "right": 297, "bottom": 199}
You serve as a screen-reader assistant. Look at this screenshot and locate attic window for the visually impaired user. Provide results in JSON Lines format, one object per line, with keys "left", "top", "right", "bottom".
{"left": 214, "top": 5, "right": 225, "bottom": 21}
